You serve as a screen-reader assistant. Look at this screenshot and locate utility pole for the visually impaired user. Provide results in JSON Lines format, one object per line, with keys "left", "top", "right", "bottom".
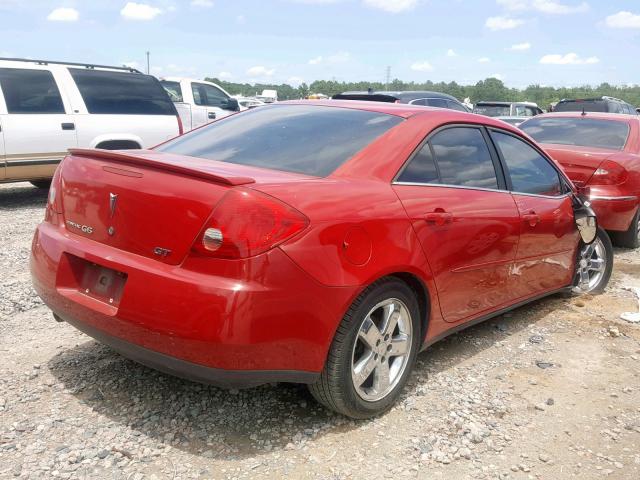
{"left": 385, "top": 66, "right": 391, "bottom": 91}
{"left": 146, "top": 51, "right": 150, "bottom": 74}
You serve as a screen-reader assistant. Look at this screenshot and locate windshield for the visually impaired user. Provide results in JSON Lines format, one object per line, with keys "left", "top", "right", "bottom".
{"left": 157, "top": 105, "right": 403, "bottom": 176}
{"left": 521, "top": 117, "right": 629, "bottom": 150}
{"left": 473, "top": 105, "right": 511, "bottom": 117}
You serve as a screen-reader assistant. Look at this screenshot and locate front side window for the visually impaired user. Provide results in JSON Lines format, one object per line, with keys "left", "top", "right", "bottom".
{"left": 491, "top": 131, "right": 562, "bottom": 196}
{"left": 521, "top": 117, "right": 629, "bottom": 150}
{"left": 70, "top": 69, "right": 176, "bottom": 115}
{"left": 430, "top": 127, "right": 498, "bottom": 189}
{"left": 0, "top": 68, "right": 64, "bottom": 114}
{"left": 426, "top": 98, "right": 448, "bottom": 108}
{"left": 157, "top": 105, "right": 403, "bottom": 177}
{"left": 447, "top": 100, "right": 468, "bottom": 112}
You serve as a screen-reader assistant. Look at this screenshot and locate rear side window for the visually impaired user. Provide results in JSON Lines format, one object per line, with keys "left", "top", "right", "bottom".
{"left": 70, "top": 69, "right": 176, "bottom": 115}
{"left": 0, "top": 68, "right": 64, "bottom": 114}
{"left": 491, "top": 131, "right": 562, "bottom": 196}
{"left": 447, "top": 100, "right": 468, "bottom": 112}
{"left": 430, "top": 127, "right": 498, "bottom": 189}
{"left": 397, "top": 144, "right": 439, "bottom": 184}
{"left": 521, "top": 117, "right": 629, "bottom": 150}
{"left": 426, "top": 98, "right": 448, "bottom": 108}
{"left": 160, "top": 80, "right": 183, "bottom": 102}
{"left": 157, "top": 105, "right": 403, "bottom": 177}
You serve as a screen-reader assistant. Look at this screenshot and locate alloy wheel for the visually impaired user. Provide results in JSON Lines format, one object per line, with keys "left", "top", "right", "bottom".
{"left": 574, "top": 237, "right": 607, "bottom": 293}
{"left": 351, "top": 298, "right": 413, "bottom": 402}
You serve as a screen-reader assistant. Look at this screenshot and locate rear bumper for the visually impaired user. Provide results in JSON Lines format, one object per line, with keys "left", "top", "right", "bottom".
{"left": 31, "top": 222, "right": 358, "bottom": 385}
{"left": 55, "top": 311, "right": 319, "bottom": 388}
{"left": 588, "top": 191, "right": 638, "bottom": 232}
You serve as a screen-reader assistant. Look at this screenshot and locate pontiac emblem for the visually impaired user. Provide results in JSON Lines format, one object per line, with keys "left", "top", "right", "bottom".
{"left": 109, "top": 193, "right": 118, "bottom": 218}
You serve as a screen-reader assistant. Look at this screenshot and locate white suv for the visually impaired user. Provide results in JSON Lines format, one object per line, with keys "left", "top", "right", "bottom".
{"left": 0, "top": 58, "right": 182, "bottom": 188}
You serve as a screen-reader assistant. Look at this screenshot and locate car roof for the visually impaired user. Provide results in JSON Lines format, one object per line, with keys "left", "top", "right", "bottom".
{"left": 476, "top": 101, "right": 538, "bottom": 107}
{"left": 337, "top": 90, "right": 458, "bottom": 101}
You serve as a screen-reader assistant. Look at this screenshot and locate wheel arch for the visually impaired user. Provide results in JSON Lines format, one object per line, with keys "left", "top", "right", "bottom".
{"left": 387, "top": 272, "right": 431, "bottom": 343}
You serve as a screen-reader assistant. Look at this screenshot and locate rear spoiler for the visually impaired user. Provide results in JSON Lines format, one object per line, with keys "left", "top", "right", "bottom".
{"left": 68, "top": 148, "right": 255, "bottom": 186}
{"left": 332, "top": 93, "right": 399, "bottom": 103}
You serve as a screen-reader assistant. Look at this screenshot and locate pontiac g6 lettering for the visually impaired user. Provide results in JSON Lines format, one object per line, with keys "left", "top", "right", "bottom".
{"left": 65, "top": 220, "right": 94, "bottom": 234}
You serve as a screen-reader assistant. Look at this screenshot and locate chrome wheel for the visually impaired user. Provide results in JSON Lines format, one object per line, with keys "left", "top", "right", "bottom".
{"left": 351, "top": 298, "right": 413, "bottom": 402}
{"left": 574, "top": 237, "right": 607, "bottom": 293}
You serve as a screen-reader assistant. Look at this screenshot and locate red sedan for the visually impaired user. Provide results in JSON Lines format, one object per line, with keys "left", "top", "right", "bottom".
{"left": 31, "top": 101, "right": 609, "bottom": 418}
{"left": 521, "top": 112, "right": 640, "bottom": 248}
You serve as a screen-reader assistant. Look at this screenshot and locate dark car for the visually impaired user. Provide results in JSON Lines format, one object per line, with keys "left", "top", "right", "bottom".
{"left": 554, "top": 96, "right": 638, "bottom": 115}
{"left": 332, "top": 90, "right": 469, "bottom": 112}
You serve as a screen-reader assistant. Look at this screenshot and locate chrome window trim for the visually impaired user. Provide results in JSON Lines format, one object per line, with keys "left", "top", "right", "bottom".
{"left": 392, "top": 180, "right": 572, "bottom": 200}
{"left": 589, "top": 195, "right": 638, "bottom": 201}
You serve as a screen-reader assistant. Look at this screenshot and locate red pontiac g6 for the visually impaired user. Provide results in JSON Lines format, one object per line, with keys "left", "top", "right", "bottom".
{"left": 522, "top": 112, "right": 640, "bottom": 249}
{"left": 31, "top": 101, "right": 610, "bottom": 418}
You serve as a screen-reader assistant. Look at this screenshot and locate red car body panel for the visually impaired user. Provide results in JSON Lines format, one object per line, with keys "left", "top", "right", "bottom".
{"left": 30, "top": 102, "right": 584, "bottom": 387}
{"left": 531, "top": 112, "right": 640, "bottom": 232}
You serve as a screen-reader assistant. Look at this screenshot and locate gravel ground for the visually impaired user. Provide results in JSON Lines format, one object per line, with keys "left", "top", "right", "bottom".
{"left": 1, "top": 181, "right": 639, "bottom": 480}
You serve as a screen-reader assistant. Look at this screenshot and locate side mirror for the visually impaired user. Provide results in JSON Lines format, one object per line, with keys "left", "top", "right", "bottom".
{"left": 574, "top": 203, "right": 597, "bottom": 244}
{"left": 222, "top": 98, "right": 240, "bottom": 112}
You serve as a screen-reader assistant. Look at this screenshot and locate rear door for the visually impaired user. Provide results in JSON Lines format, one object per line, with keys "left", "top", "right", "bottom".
{"left": 0, "top": 67, "right": 77, "bottom": 181}
{"left": 393, "top": 125, "right": 521, "bottom": 323}
{"left": 489, "top": 129, "right": 579, "bottom": 296}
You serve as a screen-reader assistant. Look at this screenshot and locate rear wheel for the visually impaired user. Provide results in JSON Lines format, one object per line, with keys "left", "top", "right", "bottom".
{"left": 573, "top": 227, "right": 613, "bottom": 294}
{"left": 308, "top": 278, "right": 421, "bottom": 419}
{"left": 30, "top": 180, "right": 51, "bottom": 189}
{"left": 610, "top": 209, "right": 640, "bottom": 249}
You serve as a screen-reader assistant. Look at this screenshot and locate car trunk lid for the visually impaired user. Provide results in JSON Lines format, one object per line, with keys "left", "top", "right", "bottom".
{"left": 58, "top": 149, "right": 307, "bottom": 265}
{"left": 539, "top": 144, "right": 616, "bottom": 185}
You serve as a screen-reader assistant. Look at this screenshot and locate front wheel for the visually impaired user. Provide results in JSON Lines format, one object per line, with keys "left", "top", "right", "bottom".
{"left": 308, "top": 278, "right": 421, "bottom": 419}
{"left": 573, "top": 227, "right": 613, "bottom": 294}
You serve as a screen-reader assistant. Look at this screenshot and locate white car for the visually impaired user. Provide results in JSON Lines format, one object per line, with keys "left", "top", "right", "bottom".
{"left": 0, "top": 58, "right": 182, "bottom": 187}
{"left": 159, "top": 77, "right": 241, "bottom": 132}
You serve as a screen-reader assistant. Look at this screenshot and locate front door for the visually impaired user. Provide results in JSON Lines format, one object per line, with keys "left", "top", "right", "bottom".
{"left": 191, "top": 82, "right": 227, "bottom": 129}
{"left": 488, "top": 129, "right": 579, "bottom": 295}
{"left": 0, "top": 67, "right": 77, "bottom": 181}
{"left": 393, "top": 126, "right": 521, "bottom": 323}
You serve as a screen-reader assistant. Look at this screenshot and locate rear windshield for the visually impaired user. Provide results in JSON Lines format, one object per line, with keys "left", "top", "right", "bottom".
{"left": 70, "top": 69, "right": 176, "bottom": 115}
{"left": 160, "top": 80, "right": 183, "bottom": 102}
{"left": 554, "top": 100, "right": 608, "bottom": 113}
{"left": 473, "top": 105, "right": 511, "bottom": 117}
{"left": 157, "top": 105, "right": 403, "bottom": 176}
{"left": 521, "top": 117, "right": 629, "bottom": 150}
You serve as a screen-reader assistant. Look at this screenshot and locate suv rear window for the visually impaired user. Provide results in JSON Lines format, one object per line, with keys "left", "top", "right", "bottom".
{"left": 473, "top": 104, "right": 510, "bottom": 117}
{"left": 157, "top": 105, "right": 403, "bottom": 176}
{"left": 554, "top": 100, "right": 610, "bottom": 113}
{"left": 521, "top": 117, "right": 629, "bottom": 151}
{"left": 70, "top": 69, "right": 176, "bottom": 115}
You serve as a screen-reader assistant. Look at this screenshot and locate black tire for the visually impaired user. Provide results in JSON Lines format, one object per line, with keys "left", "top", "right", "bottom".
{"left": 610, "top": 209, "right": 640, "bottom": 249}
{"left": 308, "top": 277, "right": 421, "bottom": 419}
{"left": 574, "top": 227, "right": 613, "bottom": 295}
{"left": 30, "top": 180, "right": 51, "bottom": 189}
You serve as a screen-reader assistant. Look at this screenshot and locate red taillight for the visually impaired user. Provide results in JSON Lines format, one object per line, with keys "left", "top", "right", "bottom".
{"left": 587, "top": 160, "right": 628, "bottom": 185}
{"left": 176, "top": 115, "right": 184, "bottom": 135}
{"left": 191, "top": 188, "right": 309, "bottom": 259}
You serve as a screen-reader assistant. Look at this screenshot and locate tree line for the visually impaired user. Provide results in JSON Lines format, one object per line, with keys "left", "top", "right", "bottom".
{"left": 205, "top": 76, "right": 640, "bottom": 108}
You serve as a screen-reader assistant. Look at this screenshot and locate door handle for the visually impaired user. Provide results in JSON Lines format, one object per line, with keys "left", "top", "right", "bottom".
{"left": 522, "top": 212, "right": 540, "bottom": 227}
{"left": 208, "top": 112, "right": 216, "bottom": 120}
{"left": 424, "top": 211, "right": 453, "bottom": 226}
{"left": 61, "top": 122, "right": 75, "bottom": 130}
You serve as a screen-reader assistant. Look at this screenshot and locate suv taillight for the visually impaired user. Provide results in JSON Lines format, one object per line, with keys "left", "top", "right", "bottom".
{"left": 44, "top": 163, "right": 64, "bottom": 224}
{"left": 176, "top": 115, "right": 184, "bottom": 135}
{"left": 587, "top": 160, "right": 628, "bottom": 185}
{"left": 191, "top": 188, "right": 309, "bottom": 259}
